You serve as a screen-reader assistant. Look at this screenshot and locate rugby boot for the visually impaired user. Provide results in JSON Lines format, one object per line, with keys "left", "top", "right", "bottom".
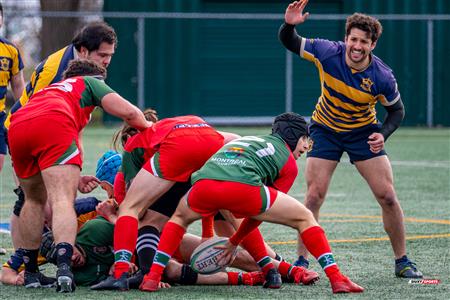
{"left": 127, "top": 270, "right": 144, "bottom": 289}
{"left": 24, "top": 271, "right": 56, "bottom": 288}
{"left": 293, "top": 255, "right": 310, "bottom": 268}
{"left": 262, "top": 268, "right": 282, "bottom": 289}
{"left": 330, "top": 274, "right": 364, "bottom": 293}
{"left": 56, "top": 263, "right": 76, "bottom": 293}
{"left": 395, "top": 256, "right": 423, "bottom": 278}
{"left": 290, "top": 266, "right": 320, "bottom": 285}
{"left": 139, "top": 272, "right": 161, "bottom": 292}
{"left": 90, "top": 272, "right": 129, "bottom": 291}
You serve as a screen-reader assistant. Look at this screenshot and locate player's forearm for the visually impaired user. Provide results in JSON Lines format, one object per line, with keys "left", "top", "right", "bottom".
{"left": 380, "top": 99, "right": 405, "bottom": 140}
{"left": 11, "top": 72, "right": 25, "bottom": 100}
{"left": 278, "top": 23, "right": 302, "bottom": 55}
{"left": 229, "top": 218, "right": 262, "bottom": 246}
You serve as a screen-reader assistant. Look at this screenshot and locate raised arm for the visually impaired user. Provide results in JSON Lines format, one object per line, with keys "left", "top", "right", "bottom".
{"left": 278, "top": 0, "right": 310, "bottom": 54}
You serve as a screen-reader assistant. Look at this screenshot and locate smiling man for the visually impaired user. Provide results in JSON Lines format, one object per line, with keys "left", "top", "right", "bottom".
{"left": 278, "top": 0, "right": 422, "bottom": 279}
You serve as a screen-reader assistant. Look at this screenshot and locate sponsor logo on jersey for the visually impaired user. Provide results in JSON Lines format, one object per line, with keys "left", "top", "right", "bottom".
{"left": 224, "top": 147, "right": 245, "bottom": 159}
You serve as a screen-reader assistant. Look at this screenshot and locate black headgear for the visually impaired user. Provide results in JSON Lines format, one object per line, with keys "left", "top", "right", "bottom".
{"left": 272, "top": 112, "right": 308, "bottom": 151}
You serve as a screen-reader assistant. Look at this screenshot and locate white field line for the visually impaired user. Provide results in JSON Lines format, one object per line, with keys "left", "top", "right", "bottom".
{"left": 339, "top": 160, "right": 450, "bottom": 168}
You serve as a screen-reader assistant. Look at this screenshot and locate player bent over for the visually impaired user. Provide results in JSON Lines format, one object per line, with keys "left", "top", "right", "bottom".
{"left": 142, "top": 113, "right": 364, "bottom": 294}
{"left": 7, "top": 59, "right": 151, "bottom": 293}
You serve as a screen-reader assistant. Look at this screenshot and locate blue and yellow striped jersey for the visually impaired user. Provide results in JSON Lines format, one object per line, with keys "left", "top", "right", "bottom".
{"left": 0, "top": 37, "right": 24, "bottom": 112}
{"left": 300, "top": 38, "right": 400, "bottom": 132}
{"left": 5, "top": 44, "right": 75, "bottom": 128}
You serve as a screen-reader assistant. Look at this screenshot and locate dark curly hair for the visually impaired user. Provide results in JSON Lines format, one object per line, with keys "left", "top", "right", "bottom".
{"left": 345, "top": 13, "right": 383, "bottom": 43}
{"left": 62, "top": 59, "right": 107, "bottom": 79}
{"left": 72, "top": 21, "right": 117, "bottom": 52}
{"left": 111, "top": 108, "right": 159, "bottom": 151}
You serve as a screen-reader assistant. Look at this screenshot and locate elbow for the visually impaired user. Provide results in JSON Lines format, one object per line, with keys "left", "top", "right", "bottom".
{"left": 122, "top": 107, "right": 140, "bottom": 122}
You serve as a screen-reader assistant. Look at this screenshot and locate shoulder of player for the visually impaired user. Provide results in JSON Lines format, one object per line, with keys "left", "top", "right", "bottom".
{"left": 371, "top": 54, "right": 395, "bottom": 76}
{"left": 123, "top": 131, "right": 150, "bottom": 152}
{"left": 0, "top": 37, "right": 21, "bottom": 54}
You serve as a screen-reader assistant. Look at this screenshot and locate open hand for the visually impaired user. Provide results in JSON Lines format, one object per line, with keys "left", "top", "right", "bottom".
{"left": 215, "top": 240, "right": 237, "bottom": 267}
{"left": 285, "top": 0, "right": 310, "bottom": 25}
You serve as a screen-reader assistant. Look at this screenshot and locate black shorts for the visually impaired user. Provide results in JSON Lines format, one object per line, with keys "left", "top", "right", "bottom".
{"left": 149, "top": 181, "right": 191, "bottom": 217}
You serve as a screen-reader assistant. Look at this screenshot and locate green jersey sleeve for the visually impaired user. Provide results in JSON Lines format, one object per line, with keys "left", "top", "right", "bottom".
{"left": 122, "top": 148, "right": 146, "bottom": 186}
{"left": 80, "top": 76, "right": 116, "bottom": 107}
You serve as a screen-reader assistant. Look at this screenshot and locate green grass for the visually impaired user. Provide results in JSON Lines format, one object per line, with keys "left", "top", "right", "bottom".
{"left": 0, "top": 126, "right": 449, "bottom": 299}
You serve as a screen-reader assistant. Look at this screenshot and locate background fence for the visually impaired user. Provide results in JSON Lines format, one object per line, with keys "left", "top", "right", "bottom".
{"left": 6, "top": 0, "right": 450, "bottom": 126}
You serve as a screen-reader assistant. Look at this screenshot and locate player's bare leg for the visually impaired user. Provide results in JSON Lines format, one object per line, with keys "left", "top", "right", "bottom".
{"left": 164, "top": 259, "right": 264, "bottom": 286}
{"left": 112, "top": 168, "right": 175, "bottom": 281}
{"left": 18, "top": 172, "right": 56, "bottom": 289}
{"left": 41, "top": 164, "right": 80, "bottom": 292}
{"left": 140, "top": 195, "right": 203, "bottom": 292}
{"left": 253, "top": 192, "right": 363, "bottom": 293}
{"left": 296, "top": 157, "right": 337, "bottom": 265}
{"left": 355, "top": 155, "right": 422, "bottom": 278}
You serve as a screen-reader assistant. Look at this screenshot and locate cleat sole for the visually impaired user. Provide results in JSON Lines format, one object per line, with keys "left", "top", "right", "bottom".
{"left": 57, "top": 276, "right": 74, "bottom": 293}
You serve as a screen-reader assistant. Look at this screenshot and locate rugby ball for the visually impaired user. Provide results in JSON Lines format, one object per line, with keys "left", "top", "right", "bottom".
{"left": 190, "top": 237, "right": 236, "bottom": 274}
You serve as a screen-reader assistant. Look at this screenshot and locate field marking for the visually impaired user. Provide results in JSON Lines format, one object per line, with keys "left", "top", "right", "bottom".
{"left": 339, "top": 160, "right": 450, "bottom": 168}
{"left": 268, "top": 213, "right": 450, "bottom": 245}
{"left": 269, "top": 233, "right": 450, "bottom": 245}
{"left": 321, "top": 213, "right": 450, "bottom": 225}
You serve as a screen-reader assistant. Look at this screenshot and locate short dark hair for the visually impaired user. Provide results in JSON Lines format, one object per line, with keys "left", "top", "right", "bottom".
{"left": 345, "top": 13, "right": 383, "bottom": 43}
{"left": 62, "top": 59, "right": 107, "bottom": 79}
{"left": 0, "top": 3, "right": 3, "bottom": 18}
{"left": 72, "top": 21, "right": 117, "bottom": 52}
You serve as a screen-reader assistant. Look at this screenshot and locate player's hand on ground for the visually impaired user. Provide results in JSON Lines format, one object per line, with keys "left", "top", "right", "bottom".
{"left": 215, "top": 240, "right": 237, "bottom": 267}
{"left": 285, "top": 0, "right": 310, "bottom": 25}
{"left": 78, "top": 175, "right": 101, "bottom": 193}
{"left": 0, "top": 268, "right": 24, "bottom": 286}
{"left": 158, "top": 281, "right": 171, "bottom": 289}
{"left": 368, "top": 132, "right": 385, "bottom": 153}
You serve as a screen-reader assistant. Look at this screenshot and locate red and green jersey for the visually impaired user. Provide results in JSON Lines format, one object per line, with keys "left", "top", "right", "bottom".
{"left": 121, "top": 130, "right": 156, "bottom": 185}
{"left": 10, "top": 76, "right": 115, "bottom": 131}
{"left": 192, "top": 134, "right": 298, "bottom": 193}
{"left": 121, "top": 115, "right": 210, "bottom": 185}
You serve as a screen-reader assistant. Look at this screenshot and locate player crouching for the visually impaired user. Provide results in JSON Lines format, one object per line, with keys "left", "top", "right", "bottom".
{"left": 141, "top": 113, "right": 364, "bottom": 294}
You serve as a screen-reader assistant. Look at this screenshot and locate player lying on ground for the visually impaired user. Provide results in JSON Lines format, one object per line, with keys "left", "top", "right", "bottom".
{"left": 142, "top": 113, "right": 364, "bottom": 294}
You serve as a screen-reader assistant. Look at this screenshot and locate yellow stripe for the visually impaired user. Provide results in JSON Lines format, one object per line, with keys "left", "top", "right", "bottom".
{"left": 321, "top": 213, "right": 450, "bottom": 225}
{"left": 316, "top": 98, "right": 377, "bottom": 127}
{"left": 322, "top": 71, "right": 376, "bottom": 104}
{"left": 268, "top": 233, "right": 450, "bottom": 245}
{"left": 5, "top": 46, "right": 68, "bottom": 128}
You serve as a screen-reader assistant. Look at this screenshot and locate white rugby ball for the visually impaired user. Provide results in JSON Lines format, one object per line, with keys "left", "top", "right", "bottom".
{"left": 190, "top": 237, "right": 235, "bottom": 274}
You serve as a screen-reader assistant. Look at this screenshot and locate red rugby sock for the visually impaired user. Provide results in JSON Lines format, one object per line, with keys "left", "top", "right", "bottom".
{"left": 113, "top": 215, "right": 138, "bottom": 278}
{"left": 240, "top": 228, "right": 274, "bottom": 274}
{"left": 150, "top": 222, "right": 186, "bottom": 276}
{"left": 300, "top": 226, "right": 340, "bottom": 278}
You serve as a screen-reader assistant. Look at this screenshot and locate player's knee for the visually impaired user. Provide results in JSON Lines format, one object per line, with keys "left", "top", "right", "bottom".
{"left": 164, "top": 261, "right": 181, "bottom": 282}
{"left": 305, "top": 185, "right": 327, "bottom": 205}
{"left": 377, "top": 188, "right": 398, "bottom": 208}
